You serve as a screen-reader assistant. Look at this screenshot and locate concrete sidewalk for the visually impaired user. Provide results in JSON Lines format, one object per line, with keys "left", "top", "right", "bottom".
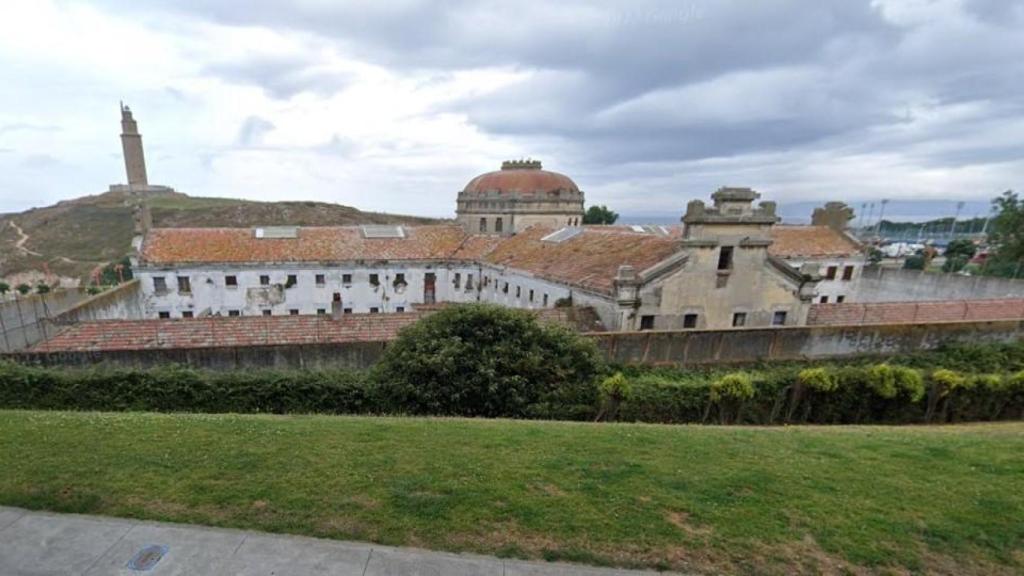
{"left": 0, "top": 506, "right": 681, "bottom": 576}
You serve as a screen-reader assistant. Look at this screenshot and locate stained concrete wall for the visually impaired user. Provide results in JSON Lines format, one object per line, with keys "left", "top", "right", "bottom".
{"left": 7, "top": 318, "right": 1021, "bottom": 370}
{"left": 0, "top": 282, "right": 144, "bottom": 352}
{"left": 856, "top": 267, "right": 1024, "bottom": 302}
{"left": 0, "top": 290, "right": 89, "bottom": 352}
{"left": 589, "top": 320, "right": 1024, "bottom": 367}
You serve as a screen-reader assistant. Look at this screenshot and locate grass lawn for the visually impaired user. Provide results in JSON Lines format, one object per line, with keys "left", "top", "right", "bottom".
{"left": 1, "top": 411, "right": 1022, "bottom": 575}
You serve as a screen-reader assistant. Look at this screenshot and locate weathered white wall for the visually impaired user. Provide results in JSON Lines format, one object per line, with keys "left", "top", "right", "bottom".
{"left": 784, "top": 256, "right": 865, "bottom": 303}
{"left": 135, "top": 262, "right": 611, "bottom": 319}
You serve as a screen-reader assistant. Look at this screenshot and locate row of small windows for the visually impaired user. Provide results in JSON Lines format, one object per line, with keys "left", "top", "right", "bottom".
{"left": 479, "top": 217, "right": 504, "bottom": 233}
{"left": 819, "top": 295, "right": 846, "bottom": 304}
{"left": 156, "top": 306, "right": 407, "bottom": 319}
{"left": 637, "top": 310, "right": 789, "bottom": 331}
{"left": 824, "top": 265, "right": 856, "bottom": 281}
{"left": 477, "top": 275, "right": 549, "bottom": 306}
{"left": 153, "top": 272, "right": 415, "bottom": 293}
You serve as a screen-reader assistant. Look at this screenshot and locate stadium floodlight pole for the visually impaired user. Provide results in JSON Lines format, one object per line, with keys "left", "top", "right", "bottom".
{"left": 875, "top": 199, "right": 889, "bottom": 238}
{"left": 950, "top": 201, "right": 964, "bottom": 238}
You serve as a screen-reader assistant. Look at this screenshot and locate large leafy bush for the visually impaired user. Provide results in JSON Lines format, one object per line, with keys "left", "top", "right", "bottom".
{"left": 372, "top": 304, "right": 603, "bottom": 417}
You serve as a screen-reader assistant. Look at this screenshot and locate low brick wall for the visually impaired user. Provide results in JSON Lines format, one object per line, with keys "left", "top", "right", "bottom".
{"left": 6, "top": 319, "right": 1022, "bottom": 369}
{"left": 807, "top": 299, "right": 1024, "bottom": 325}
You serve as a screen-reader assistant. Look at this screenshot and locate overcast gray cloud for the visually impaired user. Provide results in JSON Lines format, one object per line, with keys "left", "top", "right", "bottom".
{"left": 0, "top": 0, "right": 1021, "bottom": 220}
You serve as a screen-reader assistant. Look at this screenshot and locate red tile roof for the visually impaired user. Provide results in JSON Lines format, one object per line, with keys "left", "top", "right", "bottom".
{"left": 481, "top": 226, "right": 681, "bottom": 294}
{"left": 31, "top": 306, "right": 604, "bottom": 352}
{"left": 141, "top": 225, "right": 472, "bottom": 264}
{"left": 141, "top": 224, "right": 685, "bottom": 295}
{"left": 769, "top": 226, "right": 862, "bottom": 259}
{"left": 462, "top": 166, "right": 579, "bottom": 197}
{"left": 31, "top": 314, "right": 417, "bottom": 352}
{"left": 807, "top": 299, "right": 1024, "bottom": 325}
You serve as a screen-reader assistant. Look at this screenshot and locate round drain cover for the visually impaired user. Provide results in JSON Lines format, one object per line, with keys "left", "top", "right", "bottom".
{"left": 127, "top": 544, "right": 168, "bottom": 571}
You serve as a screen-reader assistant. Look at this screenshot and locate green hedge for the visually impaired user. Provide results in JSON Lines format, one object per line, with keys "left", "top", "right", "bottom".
{"left": 3, "top": 340, "right": 1024, "bottom": 425}
{"left": 0, "top": 363, "right": 377, "bottom": 414}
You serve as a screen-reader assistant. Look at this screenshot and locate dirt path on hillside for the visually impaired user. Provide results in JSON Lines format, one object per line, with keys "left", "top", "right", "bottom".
{"left": 9, "top": 220, "right": 42, "bottom": 257}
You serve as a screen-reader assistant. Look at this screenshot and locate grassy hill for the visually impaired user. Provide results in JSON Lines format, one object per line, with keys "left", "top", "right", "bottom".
{"left": 0, "top": 188, "right": 442, "bottom": 284}
{"left": 1, "top": 411, "right": 1021, "bottom": 575}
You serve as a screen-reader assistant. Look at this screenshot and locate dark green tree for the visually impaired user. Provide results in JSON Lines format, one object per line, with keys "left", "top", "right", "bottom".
{"left": 582, "top": 205, "right": 619, "bottom": 225}
{"left": 15, "top": 284, "right": 30, "bottom": 296}
{"left": 985, "top": 190, "right": 1024, "bottom": 278}
{"left": 942, "top": 238, "right": 977, "bottom": 273}
{"left": 903, "top": 254, "right": 926, "bottom": 270}
{"left": 373, "top": 304, "right": 603, "bottom": 418}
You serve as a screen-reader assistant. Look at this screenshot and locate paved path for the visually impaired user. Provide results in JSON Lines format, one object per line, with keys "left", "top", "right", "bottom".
{"left": 0, "top": 506, "right": 680, "bottom": 576}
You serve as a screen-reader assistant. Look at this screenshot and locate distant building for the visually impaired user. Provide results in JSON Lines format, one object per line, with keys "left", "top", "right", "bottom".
{"left": 123, "top": 108, "right": 819, "bottom": 330}
{"left": 769, "top": 225, "right": 864, "bottom": 303}
{"left": 134, "top": 186, "right": 819, "bottom": 330}
{"left": 456, "top": 160, "right": 585, "bottom": 235}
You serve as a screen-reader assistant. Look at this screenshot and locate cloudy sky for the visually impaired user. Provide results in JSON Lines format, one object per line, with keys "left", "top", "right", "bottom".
{"left": 1, "top": 0, "right": 1021, "bottom": 221}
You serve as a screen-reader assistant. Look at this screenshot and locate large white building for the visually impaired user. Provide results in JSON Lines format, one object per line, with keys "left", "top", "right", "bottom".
{"left": 134, "top": 186, "right": 824, "bottom": 330}
{"left": 122, "top": 106, "right": 827, "bottom": 331}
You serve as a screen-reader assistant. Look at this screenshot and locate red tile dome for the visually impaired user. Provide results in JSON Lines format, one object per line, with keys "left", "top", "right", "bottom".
{"left": 462, "top": 160, "right": 579, "bottom": 197}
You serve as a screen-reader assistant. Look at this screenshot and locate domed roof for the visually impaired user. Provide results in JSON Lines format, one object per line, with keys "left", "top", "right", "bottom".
{"left": 462, "top": 160, "right": 579, "bottom": 197}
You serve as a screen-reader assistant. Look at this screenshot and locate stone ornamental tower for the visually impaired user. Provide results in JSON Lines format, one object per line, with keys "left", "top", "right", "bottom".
{"left": 120, "top": 102, "right": 148, "bottom": 187}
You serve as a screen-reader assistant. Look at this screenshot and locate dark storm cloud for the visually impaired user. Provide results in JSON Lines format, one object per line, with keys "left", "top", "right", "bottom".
{"left": 92, "top": 0, "right": 1024, "bottom": 186}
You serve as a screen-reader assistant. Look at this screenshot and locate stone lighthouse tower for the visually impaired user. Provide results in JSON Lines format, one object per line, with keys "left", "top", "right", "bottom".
{"left": 120, "top": 102, "right": 148, "bottom": 187}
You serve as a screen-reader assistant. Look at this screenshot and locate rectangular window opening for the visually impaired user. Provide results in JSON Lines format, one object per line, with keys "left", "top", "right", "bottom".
{"left": 732, "top": 312, "right": 747, "bottom": 327}
{"left": 260, "top": 275, "right": 270, "bottom": 286}
{"left": 225, "top": 275, "right": 238, "bottom": 288}
{"left": 825, "top": 266, "right": 838, "bottom": 280}
{"left": 842, "top": 265, "right": 854, "bottom": 281}
{"left": 640, "top": 315, "right": 655, "bottom": 330}
{"left": 772, "top": 311, "right": 787, "bottom": 326}
{"left": 717, "top": 246, "right": 734, "bottom": 271}
{"left": 315, "top": 274, "right": 326, "bottom": 286}
{"left": 683, "top": 313, "right": 698, "bottom": 328}
{"left": 228, "top": 310, "right": 240, "bottom": 317}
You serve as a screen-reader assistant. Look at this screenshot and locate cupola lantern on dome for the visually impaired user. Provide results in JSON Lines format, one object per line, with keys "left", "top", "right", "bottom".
{"left": 456, "top": 159, "right": 586, "bottom": 236}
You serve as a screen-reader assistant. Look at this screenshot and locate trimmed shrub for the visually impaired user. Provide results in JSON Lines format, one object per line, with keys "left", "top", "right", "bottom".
{"left": 710, "top": 372, "right": 755, "bottom": 403}
{"left": 867, "top": 364, "right": 898, "bottom": 399}
{"left": 708, "top": 372, "right": 755, "bottom": 424}
{"left": 893, "top": 366, "right": 926, "bottom": 402}
{"left": 595, "top": 372, "right": 632, "bottom": 421}
{"left": 372, "top": 304, "right": 603, "bottom": 418}
{"left": 797, "top": 368, "right": 837, "bottom": 393}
